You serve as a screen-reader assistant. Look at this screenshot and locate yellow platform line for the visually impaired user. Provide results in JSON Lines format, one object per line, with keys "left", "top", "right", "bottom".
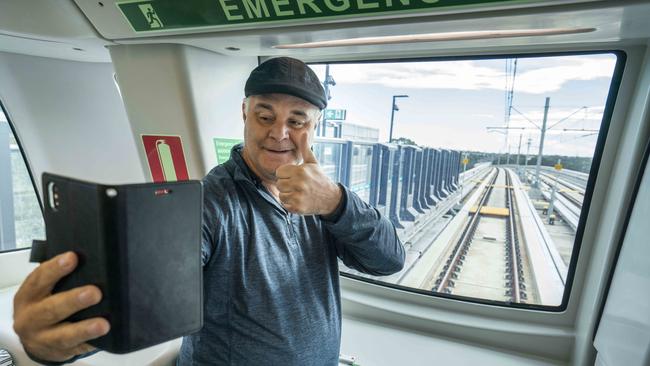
{"left": 469, "top": 206, "right": 510, "bottom": 217}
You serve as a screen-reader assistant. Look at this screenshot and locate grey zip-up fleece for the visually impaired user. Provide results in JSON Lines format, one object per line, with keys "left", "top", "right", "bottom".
{"left": 178, "top": 144, "right": 404, "bottom": 365}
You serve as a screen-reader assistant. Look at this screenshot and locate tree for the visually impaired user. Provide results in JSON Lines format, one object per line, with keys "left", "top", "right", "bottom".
{"left": 392, "top": 137, "right": 417, "bottom": 146}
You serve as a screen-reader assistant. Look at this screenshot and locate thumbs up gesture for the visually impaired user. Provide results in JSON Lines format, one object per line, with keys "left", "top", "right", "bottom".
{"left": 275, "top": 133, "right": 343, "bottom": 215}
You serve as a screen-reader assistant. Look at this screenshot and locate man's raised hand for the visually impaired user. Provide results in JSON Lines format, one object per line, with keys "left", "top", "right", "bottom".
{"left": 13, "top": 251, "right": 110, "bottom": 362}
{"left": 275, "top": 133, "right": 342, "bottom": 215}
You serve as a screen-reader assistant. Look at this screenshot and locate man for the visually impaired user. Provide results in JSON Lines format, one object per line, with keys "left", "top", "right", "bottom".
{"left": 13, "top": 57, "right": 405, "bottom": 365}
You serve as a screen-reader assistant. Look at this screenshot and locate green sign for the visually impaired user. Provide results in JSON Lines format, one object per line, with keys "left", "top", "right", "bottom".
{"left": 118, "top": 0, "right": 527, "bottom": 32}
{"left": 213, "top": 137, "right": 243, "bottom": 164}
{"left": 324, "top": 109, "right": 346, "bottom": 120}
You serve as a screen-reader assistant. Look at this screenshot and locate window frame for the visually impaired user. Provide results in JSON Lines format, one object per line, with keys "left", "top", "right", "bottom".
{"left": 314, "top": 49, "right": 627, "bottom": 312}
{"left": 0, "top": 100, "right": 44, "bottom": 254}
{"left": 593, "top": 131, "right": 650, "bottom": 338}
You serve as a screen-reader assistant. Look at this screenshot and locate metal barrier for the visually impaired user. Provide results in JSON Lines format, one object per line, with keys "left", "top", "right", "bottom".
{"left": 313, "top": 138, "right": 462, "bottom": 229}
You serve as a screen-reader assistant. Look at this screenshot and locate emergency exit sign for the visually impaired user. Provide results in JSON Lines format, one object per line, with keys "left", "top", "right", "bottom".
{"left": 118, "top": 0, "right": 530, "bottom": 32}
{"left": 324, "top": 109, "right": 346, "bottom": 120}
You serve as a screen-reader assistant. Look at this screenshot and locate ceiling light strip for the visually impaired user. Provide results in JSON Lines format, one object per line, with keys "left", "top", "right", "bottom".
{"left": 273, "top": 27, "right": 596, "bottom": 49}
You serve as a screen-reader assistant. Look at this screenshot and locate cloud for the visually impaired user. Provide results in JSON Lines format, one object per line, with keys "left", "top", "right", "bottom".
{"left": 328, "top": 61, "right": 503, "bottom": 90}
{"left": 323, "top": 56, "right": 616, "bottom": 94}
{"left": 515, "top": 58, "right": 616, "bottom": 94}
{"left": 507, "top": 106, "right": 605, "bottom": 130}
{"left": 312, "top": 55, "right": 614, "bottom": 157}
{"left": 471, "top": 113, "right": 497, "bottom": 119}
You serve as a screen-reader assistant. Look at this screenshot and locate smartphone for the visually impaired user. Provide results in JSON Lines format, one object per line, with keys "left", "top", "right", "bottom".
{"left": 36, "top": 173, "right": 203, "bottom": 353}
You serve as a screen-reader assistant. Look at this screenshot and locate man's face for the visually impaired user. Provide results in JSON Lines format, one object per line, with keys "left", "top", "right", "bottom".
{"left": 241, "top": 93, "right": 320, "bottom": 183}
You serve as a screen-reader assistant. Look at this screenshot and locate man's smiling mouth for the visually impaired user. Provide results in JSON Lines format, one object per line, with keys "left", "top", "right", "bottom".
{"left": 264, "top": 147, "right": 293, "bottom": 154}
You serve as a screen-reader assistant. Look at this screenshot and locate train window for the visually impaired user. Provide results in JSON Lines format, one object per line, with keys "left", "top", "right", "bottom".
{"left": 0, "top": 103, "right": 44, "bottom": 252}
{"left": 311, "top": 52, "right": 622, "bottom": 309}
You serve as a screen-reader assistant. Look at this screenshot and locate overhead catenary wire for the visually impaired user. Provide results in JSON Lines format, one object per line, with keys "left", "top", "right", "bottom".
{"left": 503, "top": 58, "right": 518, "bottom": 163}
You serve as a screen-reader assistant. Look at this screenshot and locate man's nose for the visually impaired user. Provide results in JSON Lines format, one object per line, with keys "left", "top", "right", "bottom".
{"left": 268, "top": 121, "right": 290, "bottom": 140}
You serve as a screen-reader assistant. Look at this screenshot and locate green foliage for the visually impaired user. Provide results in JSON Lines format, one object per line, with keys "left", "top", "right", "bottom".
{"left": 489, "top": 153, "right": 592, "bottom": 173}
{"left": 392, "top": 137, "right": 417, "bottom": 146}
{"left": 461, "top": 151, "right": 493, "bottom": 170}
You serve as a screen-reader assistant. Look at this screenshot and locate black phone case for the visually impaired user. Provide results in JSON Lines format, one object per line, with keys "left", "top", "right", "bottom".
{"left": 36, "top": 173, "right": 203, "bottom": 354}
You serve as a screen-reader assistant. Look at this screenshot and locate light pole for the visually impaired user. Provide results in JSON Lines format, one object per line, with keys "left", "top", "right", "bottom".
{"left": 320, "top": 64, "right": 336, "bottom": 137}
{"left": 524, "top": 136, "right": 531, "bottom": 182}
{"left": 389, "top": 94, "right": 408, "bottom": 143}
{"left": 533, "top": 97, "right": 550, "bottom": 188}
{"left": 490, "top": 97, "right": 594, "bottom": 187}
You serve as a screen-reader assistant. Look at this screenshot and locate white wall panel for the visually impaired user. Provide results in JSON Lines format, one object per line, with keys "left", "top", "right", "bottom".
{"left": 180, "top": 46, "right": 256, "bottom": 171}
{"left": 109, "top": 44, "right": 256, "bottom": 176}
{"left": 0, "top": 51, "right": 145, "bottom": 192}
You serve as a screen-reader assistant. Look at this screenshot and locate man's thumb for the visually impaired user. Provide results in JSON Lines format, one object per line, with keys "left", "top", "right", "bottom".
{"left": 299, "top": 133, "right": 318, "bottom": 164}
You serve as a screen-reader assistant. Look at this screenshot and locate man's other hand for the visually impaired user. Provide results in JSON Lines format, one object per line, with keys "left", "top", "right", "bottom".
{"left": 13, "top": 251, "right": 110, "bottom": 362}
{"left": 276, "top": 133, "right": 343, "bottom": 215}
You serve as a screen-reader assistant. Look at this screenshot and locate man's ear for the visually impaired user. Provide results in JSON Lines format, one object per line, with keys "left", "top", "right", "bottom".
{"left": 242, "top": 101, "right": 247, "bottom": 122}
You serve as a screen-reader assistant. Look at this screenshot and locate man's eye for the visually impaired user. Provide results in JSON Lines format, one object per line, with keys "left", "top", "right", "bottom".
{"left": 259, "top": 115, "right": 273, "bottom": 123}
{"left": 289, "top": 120, "right": 306, "bottom": 128}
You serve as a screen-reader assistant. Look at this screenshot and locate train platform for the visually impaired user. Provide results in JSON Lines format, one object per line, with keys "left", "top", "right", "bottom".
{"left": 510, "top": 171, "right": 566, "bottom": 305}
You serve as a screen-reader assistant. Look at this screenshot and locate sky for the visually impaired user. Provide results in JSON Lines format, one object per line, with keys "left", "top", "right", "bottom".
{"left": 311, "top": 53, "right": 618, "bottom": 158}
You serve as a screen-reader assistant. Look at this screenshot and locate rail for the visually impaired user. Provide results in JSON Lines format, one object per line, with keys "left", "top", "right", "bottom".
{"left": 434, "top": 169, "right": 498, "bottom": 294}
{"left": 505, "top": 170, "right": 525, "bottom": 302}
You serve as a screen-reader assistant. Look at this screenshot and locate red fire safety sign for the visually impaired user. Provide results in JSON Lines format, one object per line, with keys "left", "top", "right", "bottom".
{"left": 141, "top": 135, "right": 189, "bottom": 182}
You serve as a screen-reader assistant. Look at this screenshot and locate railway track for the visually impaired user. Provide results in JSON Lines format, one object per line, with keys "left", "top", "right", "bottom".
{"left": 539, "top": 172, "right": 584, "bottom": 208}
{"left": 535, "top": 173, "right": 583, "bottom": 230}
{"left": 433, "top": 168, "right": 529, "bottom": 303}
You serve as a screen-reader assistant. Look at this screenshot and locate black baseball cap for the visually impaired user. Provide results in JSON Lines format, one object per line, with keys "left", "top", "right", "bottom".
{"left": 244, "top": 57, "right": 327, "bottom": 110}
